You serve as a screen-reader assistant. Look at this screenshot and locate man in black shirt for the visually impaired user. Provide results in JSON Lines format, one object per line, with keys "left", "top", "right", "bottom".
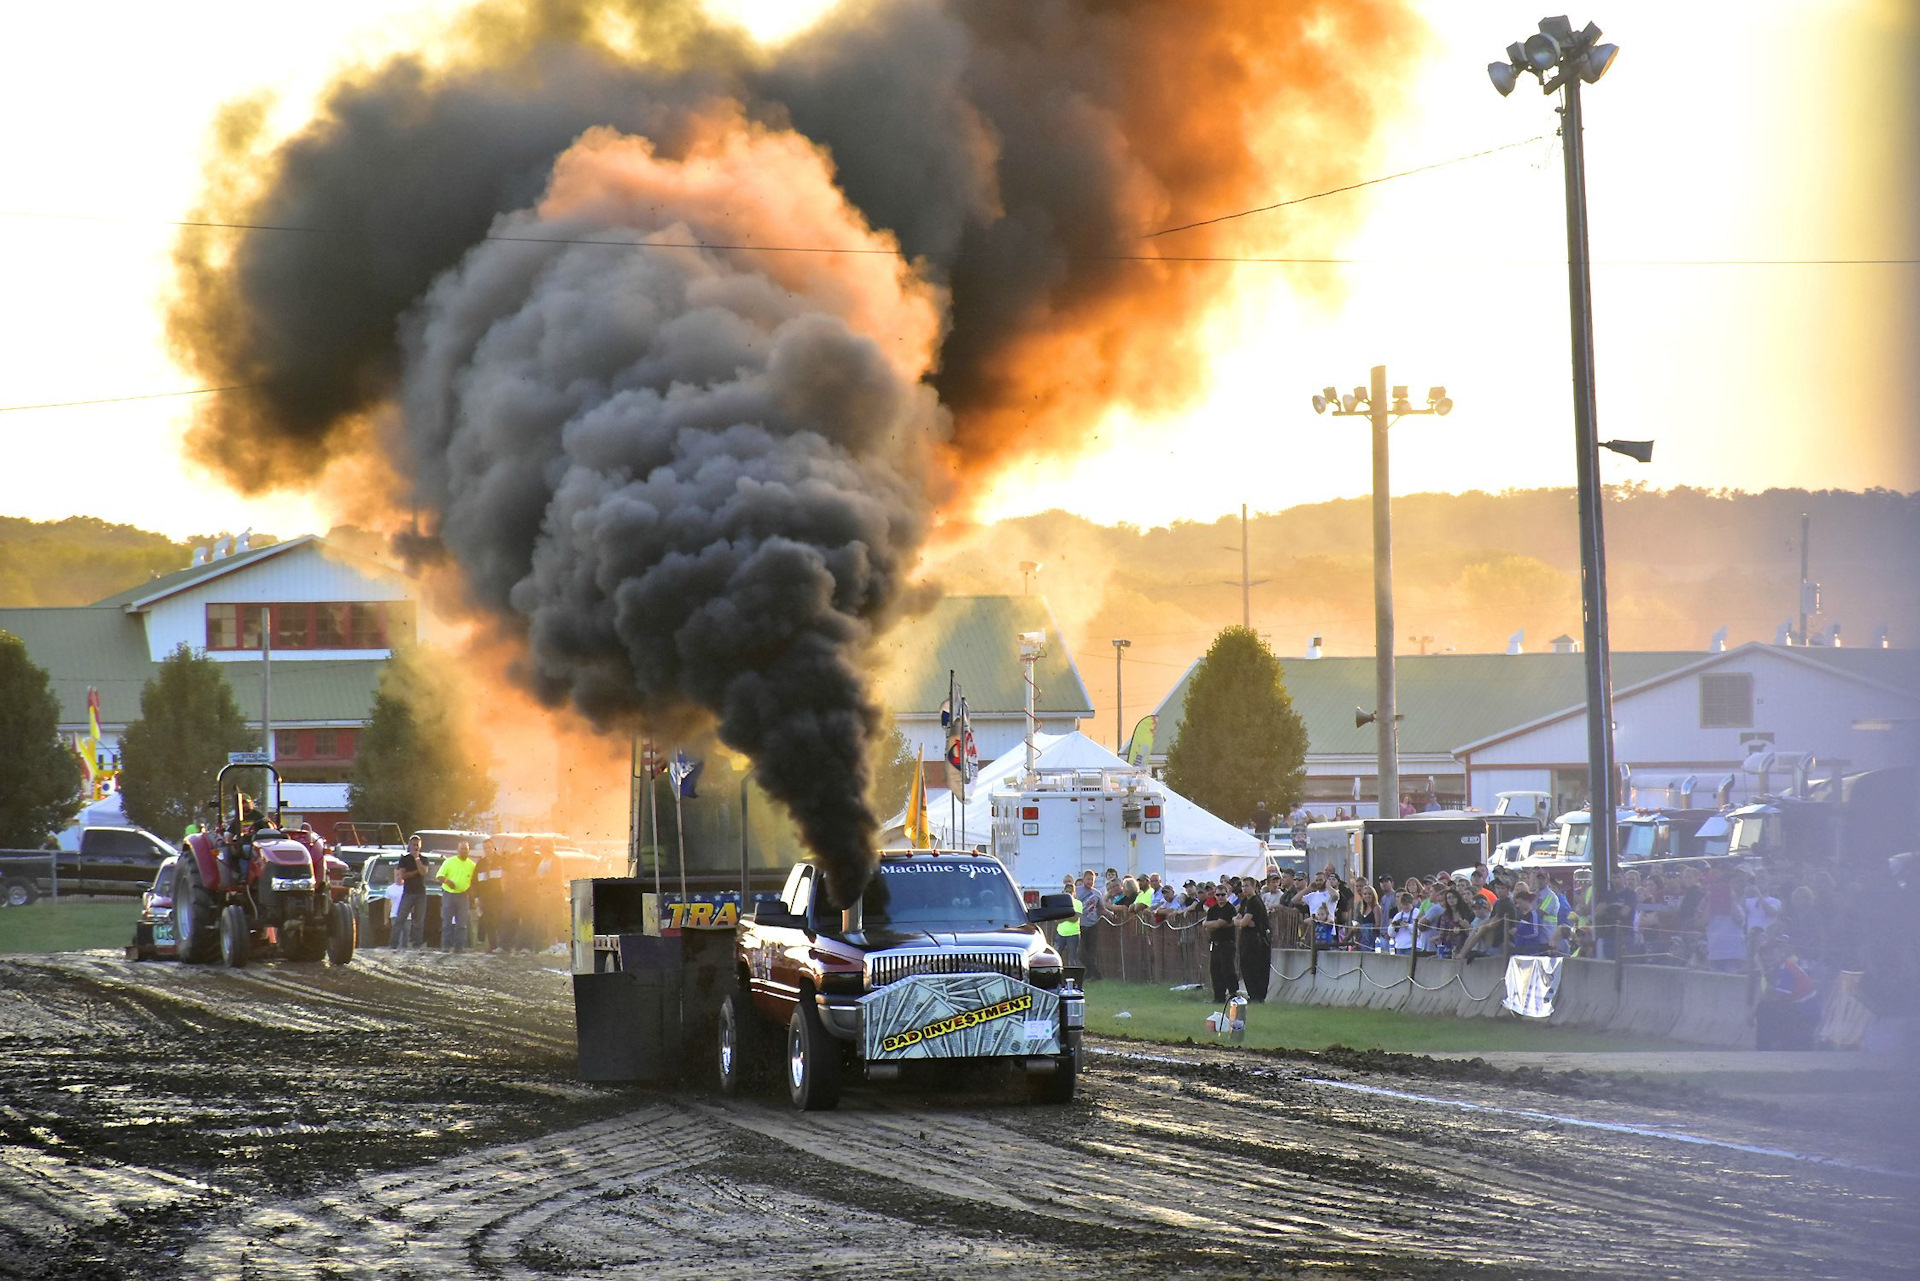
{"left": 392, "top": 836, "right": 428, "bottom": 950}
{"left": 1204, "top": 889, "right": 1239, "bottom": 1003}
{"left": 1234, "top": 878, "right": 1272, "bottom": 1002}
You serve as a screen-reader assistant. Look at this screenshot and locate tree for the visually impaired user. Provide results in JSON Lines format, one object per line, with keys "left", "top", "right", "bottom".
{"left": 119, "top": 643, "right": 255, "bottom": 840}
{"left": 866, "top": 715, "right": 919, "bottom": 820}
{"left": 1164, "top": 626, "right": 1307, "bottom": 825}
{"left": 349, "top": 646, "right": 496, "bottom": 834}
{"left": 0, "top": 632, "right": 84, "bottom": 846}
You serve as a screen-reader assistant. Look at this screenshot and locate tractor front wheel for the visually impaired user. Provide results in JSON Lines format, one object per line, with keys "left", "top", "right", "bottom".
{"left": 218, "top": 904, "right": 250, "bottom": 968}
{"left": 328, "top": 901, "right": 357, "bottom": 966}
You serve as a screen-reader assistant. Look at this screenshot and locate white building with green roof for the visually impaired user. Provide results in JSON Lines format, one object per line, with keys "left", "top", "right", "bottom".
{"left": 0, "top": 535, "right": 419, "bottom": 837}
{"left": 1147, "top": 643, "right": 1920, "bottom": 819}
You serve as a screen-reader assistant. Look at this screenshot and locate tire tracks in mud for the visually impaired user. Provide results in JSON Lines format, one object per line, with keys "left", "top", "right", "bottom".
{"left": 3, "top": 951, "right": 1914, "bottom": 1279}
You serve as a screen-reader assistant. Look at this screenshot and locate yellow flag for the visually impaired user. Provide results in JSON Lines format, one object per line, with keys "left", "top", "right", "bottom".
{"left": 905, "top": 746, "right": 931, "bottom": 849}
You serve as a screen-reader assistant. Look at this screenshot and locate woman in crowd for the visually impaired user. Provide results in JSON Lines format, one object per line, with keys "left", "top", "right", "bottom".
{"left": 1352, "top": 881, "right": 1383, "bottom": 950}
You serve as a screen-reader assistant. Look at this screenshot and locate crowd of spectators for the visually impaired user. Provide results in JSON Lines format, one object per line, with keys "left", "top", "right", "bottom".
{"left": 1059, "top": 853, "right": 1911, "bottom": 1051}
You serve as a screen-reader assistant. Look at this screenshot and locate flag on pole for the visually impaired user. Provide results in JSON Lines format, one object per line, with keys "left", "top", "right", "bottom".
{"left": 943, "top": 677, "right": 977, "bottom": 799}
{"left": 668, "top": 751, "right": 703, "bottom": 798}
{"left": 1123, "top": 714, "right": 1158, "bottom": 768}
{"left": 904, "top": 747, "right": 931, "bottom": 849}
{"left": 72, "top": 734, "right": 94, "bottom": 788}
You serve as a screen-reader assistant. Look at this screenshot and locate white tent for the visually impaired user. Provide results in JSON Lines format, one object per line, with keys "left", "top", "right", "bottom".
{"left": 890, "top": 731, "right": 1267, "bottom": 880}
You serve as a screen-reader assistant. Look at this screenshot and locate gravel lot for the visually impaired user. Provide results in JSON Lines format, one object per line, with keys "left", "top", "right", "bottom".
{"left": 1, "top": 949, "right": 1914, "bottom": 1279}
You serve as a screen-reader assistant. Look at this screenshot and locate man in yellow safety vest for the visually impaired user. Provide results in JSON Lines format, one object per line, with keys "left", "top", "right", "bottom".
{"left": 1055, "top": 873, "right": 1082, "bottom": 968}
{"left": 436, "top": 840, "right": 478, "bottom": 952}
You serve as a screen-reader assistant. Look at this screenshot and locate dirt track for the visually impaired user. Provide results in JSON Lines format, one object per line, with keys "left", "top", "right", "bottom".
{"left": 1, "top": 950, "right": 1915, "bottom": 1279}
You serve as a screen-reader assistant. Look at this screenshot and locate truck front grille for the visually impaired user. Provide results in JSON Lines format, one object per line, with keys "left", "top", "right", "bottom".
{"left": 865, "top": 948, "right": 1027, "bottom": 989}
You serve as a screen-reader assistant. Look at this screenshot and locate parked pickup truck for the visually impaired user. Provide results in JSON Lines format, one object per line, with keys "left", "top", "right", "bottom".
{"left": 719, "top": 849, "right": 1084, "bottom": 1110}
{"left": 0, "top": 826, "right": 178, "bottom": 906}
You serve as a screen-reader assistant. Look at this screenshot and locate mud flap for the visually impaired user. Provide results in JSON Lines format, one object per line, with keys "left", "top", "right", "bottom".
{"left": 571, "top": 930, "right": 731, "bottom": 1083}
{"left": 572, "top": 970, "right": 676, "bottom": 1083}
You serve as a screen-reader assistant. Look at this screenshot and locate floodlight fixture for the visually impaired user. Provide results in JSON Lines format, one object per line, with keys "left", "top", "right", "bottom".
{"left": 1580, "top": 42, "right": 1619, "bottom": 82}
{"left": 1323, "top": 385, "right": 1340, "bottom": 402}
{"left": 1524, "top": 30, "right": 1561, "bottom": 72}
{"left": 1601, "top": 438, "right": 1653, "bottom": 463}
{"left": 1341, "top": 394, "right": 1357, "bottom": 413}
{"left": 1489, "top": 60, "right": 1519, "bottom": 96}
{"left": 1312, "top": 394, "right": 1328, "bottom": 414}
{"left": 1392, "top": 385, "right": 1409, "bottom": 399}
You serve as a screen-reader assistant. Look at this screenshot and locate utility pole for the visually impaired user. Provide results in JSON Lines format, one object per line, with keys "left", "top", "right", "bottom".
{"left": 260, "top": 606, "right": 273, "bottom": 762}
{"left": 1796, "top": 512, "right": 1811, "bottom": 645}
{"left": 1240, "top": 505, "right": 1251, "bottom": 630}
{"left": 1312, "top": 372, "right": 1451, "bottom": 820}
{"left": 1221, "top": 505, "right": 1266, "bottom": 632}
{"left": 1112, "top": 639, "right": 1131, "bottom": 754}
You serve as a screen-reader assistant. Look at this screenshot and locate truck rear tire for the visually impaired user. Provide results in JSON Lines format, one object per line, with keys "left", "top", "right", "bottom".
{"left": 328, "top": 902, "right": 357, "bottom": 966}
{"left": 718, "top": 989, "right": 769, "bottom": 1096}
{"left": 219, "top": 904, "right": 251, "bottom": 968}
{"left": 3, "top": 879, "right": 35, "bottom": 909}
{"left": 173, "top": 864, "right": 217, "bottom": 964}
{"left": 786, "top": 1001, "right": 841, "bottom": 1111}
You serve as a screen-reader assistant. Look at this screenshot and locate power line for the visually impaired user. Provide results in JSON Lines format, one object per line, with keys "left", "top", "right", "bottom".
{"left": 1141, "top": 135, "right": 1552, "bottom": 239}
{"left": 0, "top": 384, "right": 255, "bottom": 414}
{"left": 4, "top": 204, "right": 1910, "bottom": 268}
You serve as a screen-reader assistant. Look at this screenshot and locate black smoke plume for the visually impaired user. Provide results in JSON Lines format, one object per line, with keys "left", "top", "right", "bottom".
{"left": 168, "top": 0, "right": 1417, "bottom": 901}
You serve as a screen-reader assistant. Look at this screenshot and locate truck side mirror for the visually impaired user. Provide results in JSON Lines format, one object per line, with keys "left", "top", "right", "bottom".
{"left": 1028, "top": 893, "right": 1077, "bottom": 925}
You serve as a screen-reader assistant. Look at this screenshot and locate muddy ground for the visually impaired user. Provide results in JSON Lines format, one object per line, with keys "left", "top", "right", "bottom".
{"left": 1, "top": 950, "right": 1915, "bottom": 1280}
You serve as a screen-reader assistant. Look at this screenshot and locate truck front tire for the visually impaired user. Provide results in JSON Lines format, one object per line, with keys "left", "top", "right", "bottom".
{"left": 786, "top": 1001, "right": 841, "bottom": 1111}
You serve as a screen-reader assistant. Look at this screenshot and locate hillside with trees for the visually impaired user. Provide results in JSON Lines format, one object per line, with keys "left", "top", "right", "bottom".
{"left": 929, "top": 486, "right": 1919, "bottom": 740}
{"left": 0, "top": 517, "right": 199, "bottom": 607}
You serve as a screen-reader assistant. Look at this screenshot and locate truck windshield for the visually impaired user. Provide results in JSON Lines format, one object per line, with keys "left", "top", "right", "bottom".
{"left": 1560, "top": 823, "right": 1590, "bottom": 862}
{"left": 1620, "top": 825, "right": 1659, "bottom": 859}
{"left": 860, "top": 861, "right": 1028, "bottom": 930}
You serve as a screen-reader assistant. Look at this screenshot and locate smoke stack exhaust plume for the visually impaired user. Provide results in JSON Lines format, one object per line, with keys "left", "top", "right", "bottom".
{"left": 167, "top": 0, "right": 1419, "bottom": 902}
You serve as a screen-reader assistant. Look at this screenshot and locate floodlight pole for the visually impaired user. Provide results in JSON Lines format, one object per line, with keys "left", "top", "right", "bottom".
{"left": 1315, "top": 367, "right": 1449, "bottom": 819}
{"left": 1559, "top": 74, "right": 1617, "bottom": 901}
{"left": 1366, "top": 366, "right": 1399, "bottom": 821}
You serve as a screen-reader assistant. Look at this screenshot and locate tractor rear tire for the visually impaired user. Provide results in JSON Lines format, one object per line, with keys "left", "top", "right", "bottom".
{"left": 786, "top": 1000, "right": 841, "bottom": 1112}
{"left": 218, "top": 904, "right": 250, "bottom": 968}
{"left": 328, "top": 901, "right": 357, "bottom": 966}
{"left": 173, "top": 863, "right": 217, "bottom": 964}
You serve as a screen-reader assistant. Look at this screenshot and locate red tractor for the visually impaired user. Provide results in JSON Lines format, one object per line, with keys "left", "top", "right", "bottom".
{"left": 173, "top": 763, "right": 357, "bottom": 967}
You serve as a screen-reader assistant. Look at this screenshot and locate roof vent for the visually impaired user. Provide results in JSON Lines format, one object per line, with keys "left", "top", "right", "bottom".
{"left": 1819, "top": 622, "right": 1842, "bottom": 647}
{"left": 1709, "top": 626, "right": 1728, "bottom": 653}
{"left": 1550, "top": 633, "right": 1577, "bottom": 654}
{"left": 211, "top": 534, "right": 233, "bottom": 560}
{"left": 190, "top": 546, "right": 209, "bottom": 567}
{"left": 235, "top": 528, "right": 253, "bottom": 553}
{"left": 1304, "top": 634, "right": 1323, "bottom": 659}
{"left": 1506, "top": 630, "right": 1524, "bottom": 656}
{"left": 1775, "top": 620, "right": 1793, "bottom": 646}
{"left": 1873, "top": 624, "right": 1891, "bottom": 649}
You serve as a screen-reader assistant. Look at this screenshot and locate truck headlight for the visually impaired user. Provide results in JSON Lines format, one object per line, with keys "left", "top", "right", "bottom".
{"left": 818, "top": 971, "right": 864, "bottom": 997}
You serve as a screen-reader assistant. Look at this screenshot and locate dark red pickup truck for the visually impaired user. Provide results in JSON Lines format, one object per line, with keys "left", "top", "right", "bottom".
{"left": 718, "top": 850, "right": 1084, "bottom": 1110}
